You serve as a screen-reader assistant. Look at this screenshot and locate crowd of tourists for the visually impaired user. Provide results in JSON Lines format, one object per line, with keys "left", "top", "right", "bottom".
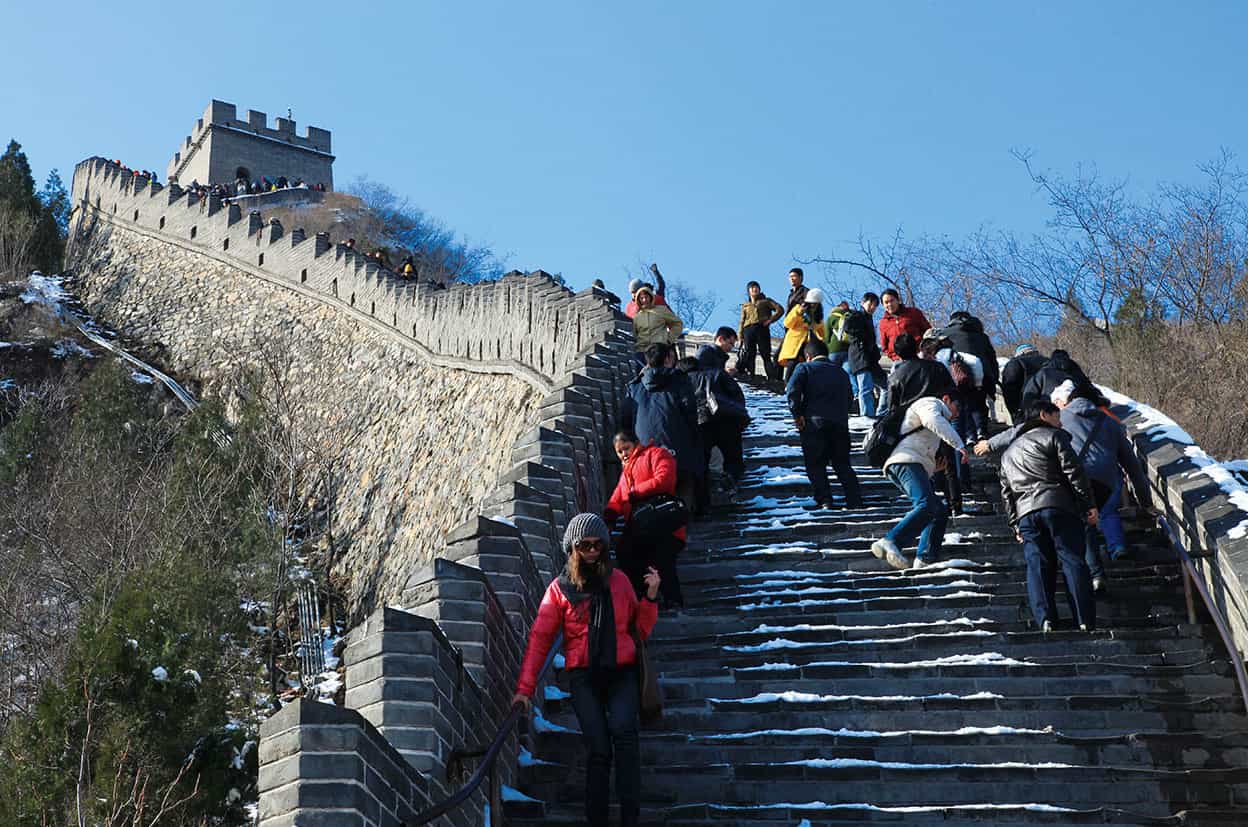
{"left": 504, "top": 266, "right": 1154, "bottom": 827}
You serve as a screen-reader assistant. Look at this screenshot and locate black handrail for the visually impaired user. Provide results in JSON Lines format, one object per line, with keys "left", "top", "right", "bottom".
{"left": 407, "top": 632, "right": 564, "bottom": 826}
{"left": 1156, "top": 515, "right": 1248, "bottom": 714}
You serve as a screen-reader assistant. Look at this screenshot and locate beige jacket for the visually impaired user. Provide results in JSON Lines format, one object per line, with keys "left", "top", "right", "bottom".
{"left": 883, "top": 397, "right": 966, "bottom": 477}
{"left": 633, "top": 304, "right": 683, "bottom": 351}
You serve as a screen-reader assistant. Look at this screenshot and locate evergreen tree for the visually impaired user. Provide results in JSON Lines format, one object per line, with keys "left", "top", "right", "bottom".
{"left": 30, "top": 207, "right": 63, "bottom": 273}
{"left": 0, "top": 140, "right": 39, "bottom": 218}
{"left": 38, "top": 169, "right": 69, "bottom": 234}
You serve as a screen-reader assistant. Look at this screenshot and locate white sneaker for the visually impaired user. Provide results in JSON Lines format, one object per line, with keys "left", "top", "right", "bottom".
{"left": 871, "top": 538, "right": 908, "bottom": 570}
{"left": 1092, "top": 576, "right": 1105, "bottom": 593}
{"left": 1042, "top": 620, "right": 1053, "bottom": 633}
{"left": 911, "top": 557, "right": 932, "bottom": 570}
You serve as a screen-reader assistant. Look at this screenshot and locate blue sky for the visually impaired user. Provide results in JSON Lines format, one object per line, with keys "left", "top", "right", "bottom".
{"left": 2, "top": 1, "right": 1244, "bottom": 329}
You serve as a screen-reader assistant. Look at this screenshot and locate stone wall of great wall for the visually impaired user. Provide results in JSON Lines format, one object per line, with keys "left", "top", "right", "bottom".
{"left": 68, "top": 156, "right": 639, "bottom": 825}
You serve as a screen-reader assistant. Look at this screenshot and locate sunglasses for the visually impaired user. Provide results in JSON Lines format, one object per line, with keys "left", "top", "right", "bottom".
{"left": 574, "top": 539, "right": 606, "bottom": 552}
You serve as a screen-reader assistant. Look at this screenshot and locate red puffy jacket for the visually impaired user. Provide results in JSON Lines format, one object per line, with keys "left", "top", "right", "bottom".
{"left": 878, "top": 305, "right": 931, "bottom": 361}
{"left": 605, "top": 443, "right": 685, "bottom": 541}
{"left": 515, "top": 569, "right": 658, "bottom": 697}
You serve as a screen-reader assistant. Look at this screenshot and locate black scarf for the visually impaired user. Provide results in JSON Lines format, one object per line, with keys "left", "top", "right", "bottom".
{"left": 558, "top": 568, "right": 617, "bottom": 674}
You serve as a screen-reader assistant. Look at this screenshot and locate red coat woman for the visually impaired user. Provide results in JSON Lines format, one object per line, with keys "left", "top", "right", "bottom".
{"left": 605, "top": 433, "right": 687, "bottom": 607}
{"left": 513, "top": 513, "right": 659, "bottom": 827}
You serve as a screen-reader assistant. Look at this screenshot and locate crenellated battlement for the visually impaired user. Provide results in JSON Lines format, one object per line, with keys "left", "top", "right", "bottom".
{"left": 166, "top": 100, "right": 335, "bottom": 188}
{"left": 73, "top": 156, "right": 622, "bottom": 390}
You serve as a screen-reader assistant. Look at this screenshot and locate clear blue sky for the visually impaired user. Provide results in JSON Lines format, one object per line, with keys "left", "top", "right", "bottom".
{"left": 3, "top": 1, "right": 1244, "bottom": 330}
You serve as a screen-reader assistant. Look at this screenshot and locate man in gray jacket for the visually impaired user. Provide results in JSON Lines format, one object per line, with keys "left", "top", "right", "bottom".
{"left": 1051, "top": 380, "right": 1154, "bottom": 591}
{"left": 1000, "top": 401, "right": 1099, "bottom": 632}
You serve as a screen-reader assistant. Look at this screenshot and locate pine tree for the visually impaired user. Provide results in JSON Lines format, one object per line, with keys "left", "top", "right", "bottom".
{"left": 39, "top": 169, "right": 69, "bottom": 234}
{"left": 0, "top": 140, "right": 39, "bottom": 218}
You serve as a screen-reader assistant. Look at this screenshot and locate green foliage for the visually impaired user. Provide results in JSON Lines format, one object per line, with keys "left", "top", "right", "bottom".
{"left": 0, "top": 364, "right": 277, "bottom": 826}
{"left": 0, "top": 404, "right": 47, "bottom": 485}
{"left": 0, "top": 139, "right": 38, "bottom": 218}
{"left": 39, "top": 169, "right": 70, "bottom": 234}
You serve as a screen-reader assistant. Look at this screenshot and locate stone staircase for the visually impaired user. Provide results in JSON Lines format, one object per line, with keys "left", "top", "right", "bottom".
{"left": 505, "top": 382, "right": 1248, "bottom": 825}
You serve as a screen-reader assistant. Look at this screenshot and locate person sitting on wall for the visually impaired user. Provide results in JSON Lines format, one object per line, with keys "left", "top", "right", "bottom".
{"left": 400, "top": 256, "right": 416, "bottom": 279}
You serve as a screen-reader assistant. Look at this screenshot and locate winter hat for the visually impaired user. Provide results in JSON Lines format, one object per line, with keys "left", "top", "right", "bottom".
{"left": 627, "top": 278, "right": 644, "bottom": 294}
{"left": 1050, "top": 379, "right": 1077, "bottom": 406}
{"left": 804, "top": 288, "right": 825, "bottom": 305}
{"left": 1014, "top": 344, "right": 1036, "bottom": 356}
{"left": 563, "top": 513, "right": 611, "bottom": 553}
{"left": 635, "top": 284, "right": 655, "bottom": 298}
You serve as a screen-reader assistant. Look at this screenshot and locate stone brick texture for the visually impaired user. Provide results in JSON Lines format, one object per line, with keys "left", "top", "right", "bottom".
{"left": 68, "top": 156, "right": 639, "bottom": 826}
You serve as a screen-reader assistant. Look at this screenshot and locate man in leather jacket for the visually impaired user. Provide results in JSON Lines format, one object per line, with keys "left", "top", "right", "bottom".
{"left": 1000, "top": 401, "right": 1099, "bottom": 632}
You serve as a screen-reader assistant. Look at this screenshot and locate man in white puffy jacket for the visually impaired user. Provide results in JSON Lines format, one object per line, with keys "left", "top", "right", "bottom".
{"left": 871, "top": 391, "right": 968, "bottom": 570}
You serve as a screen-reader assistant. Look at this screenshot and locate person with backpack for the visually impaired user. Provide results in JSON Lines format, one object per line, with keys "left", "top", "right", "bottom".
{"left": 620, "top": 343, "right": 704, "bottom": 513}
{"left": 737, "top": 281, "right": 785, "bottom": 379}
{"left": 777, "top": 288, "right": 826, "bottom": 380}
{"left": 1001, "top": 344, "right": 1049, "bottom": 424}
{"left": 605, "top": 430, "right": 687, "bottom": 607}
{"left": 1020, "top": 349, "right": 1098, "bottom": 413}
{"left": 1051, "top": 380, "right": 1154, "bottom": 592}
{"left": 823, "top": 300, "right": 852, "bottom": 369}
{"left": 786, "top": 337, "right": 863, "bottom": 510}
{"left": 999, "top": 400, "right": 1099, "bottom": 632}
{"left": 512, "top": 513, "right": 660, "bottom": 827}
{"left": 941, "top": 310, "right": 999, "bottom": 399}
{"left": 843, "top": 292, "right": 882, "bottom": 417}
{"left": 869, "top": 388, "right": 966, "bottom": 570}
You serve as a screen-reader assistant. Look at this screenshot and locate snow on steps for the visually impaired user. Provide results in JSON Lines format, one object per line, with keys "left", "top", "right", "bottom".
{"left": 506, "top": 382, "right": 1248, "bottom": 824}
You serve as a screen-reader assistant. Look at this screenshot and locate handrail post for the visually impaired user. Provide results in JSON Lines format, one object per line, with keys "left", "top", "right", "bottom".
{"left": 489, "top": 762, "right": 501, "bottom": 827}
{"left": 1183, "top": 566, "right": 1198, "bottom": 625}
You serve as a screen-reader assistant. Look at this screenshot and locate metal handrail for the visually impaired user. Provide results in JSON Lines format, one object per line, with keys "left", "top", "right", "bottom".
{"left": 407, "top": 632, "right": 564, "bottom": 826}
{"left": 1155, "top": 515, "right": 1248, "bottom": 715}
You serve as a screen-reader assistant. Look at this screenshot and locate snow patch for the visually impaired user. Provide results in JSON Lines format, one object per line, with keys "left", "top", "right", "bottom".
{"left": 711, "top": 690, "right": 1004, "bottom": 705}
{"left": 151, "top": 666, "right": 169, "bottom": 682}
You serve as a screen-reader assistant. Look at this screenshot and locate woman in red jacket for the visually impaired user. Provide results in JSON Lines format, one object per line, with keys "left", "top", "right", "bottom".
{"left": 513, "top": 512, "right": 659, "bottom": 827}
{"left": 605, "top": 430, "right": 687, "bottom": 608}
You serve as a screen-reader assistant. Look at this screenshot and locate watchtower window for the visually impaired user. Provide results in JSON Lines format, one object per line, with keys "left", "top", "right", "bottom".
{"left": 223, "top": 238, "right": 229, "bottom": 251}
{"left": 133, "top": 210, "right": 139, "bottom": 221}
{"left": 159, "top": 216, "right": 166, "bottom": 229}
{"left": 258, "top": 253, "right": 264, "bottom": 266}
{"left": 235, "top": 166, "right": 251, "bottom": 182}
{"left": 190, "top": 226, "right": 197, "bottom": 239}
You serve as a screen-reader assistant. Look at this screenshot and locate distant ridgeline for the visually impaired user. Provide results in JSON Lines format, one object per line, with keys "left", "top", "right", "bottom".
{"left": 68, "top": 155, "right": 641, "bottom": 824}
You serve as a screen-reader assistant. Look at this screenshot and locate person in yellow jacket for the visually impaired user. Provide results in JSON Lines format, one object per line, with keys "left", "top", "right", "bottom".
{"left": 778, "top": 287, "right": 826, "bottom": 379}
{"left": 631, "top": 285, "right": 683, "bottom": 364}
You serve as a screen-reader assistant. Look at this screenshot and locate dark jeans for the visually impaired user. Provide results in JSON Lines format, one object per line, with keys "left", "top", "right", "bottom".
{"left": 799, "top": 421, "right": 862, "bottom": 507}
{"left": 932, "top": 443, "right": 963, "bottom": 514}
{"left": 701, "top": 418, "right": 745, "bottom": 483}
{"left": 568, "top": 667, "right": 641, "bottom": 827}
{"left": 740, "top": 323, "right": 775, "bottom": 379}
{"left": 885, "top": 462, "right": 947, "bottom": 562}
{"left": 618, "top": 529, "right": 685, "bottom": 606}
{"left": 1019, "top": 507, "right": 1095, "bottom": 629}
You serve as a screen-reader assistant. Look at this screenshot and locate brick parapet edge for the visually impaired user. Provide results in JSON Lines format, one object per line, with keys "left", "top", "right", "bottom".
{"left": 69, "top": 158, "right": 640, "bottom": 825}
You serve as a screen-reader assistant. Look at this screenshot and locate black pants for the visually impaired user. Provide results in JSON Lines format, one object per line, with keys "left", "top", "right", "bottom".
{"left": 618, "top": 529, "right": 685, "bottom": 606}
{"left": 701, "top": 419, "right": 745, "bottom": 483}
{"left": 798, "top": 421, "right": 862, "bottom": 507}
{"left": 739, "top": 324, "right": 775, "bottom": 379}
{"left": 568, "top": 667, "right": 641, "bottom": 827}
{"left": 1019, "top": 508, "right": 1095, "bottom": 629}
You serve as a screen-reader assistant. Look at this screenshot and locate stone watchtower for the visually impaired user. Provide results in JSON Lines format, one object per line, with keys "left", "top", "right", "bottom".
{"left": 166, "top": 100, "right": 334, "bottom": 189}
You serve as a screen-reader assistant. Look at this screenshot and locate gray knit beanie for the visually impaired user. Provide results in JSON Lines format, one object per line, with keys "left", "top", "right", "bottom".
{"left": 627, "top": 278, "right": 644, "bottom": 295}
{"left": 563, "top": 513, "right": 610, "bottom": 553}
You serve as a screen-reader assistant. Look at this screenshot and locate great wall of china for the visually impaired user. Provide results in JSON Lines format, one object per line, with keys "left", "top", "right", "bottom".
{"left": 66, "top": 154, "right": 1248, "bottom": 825}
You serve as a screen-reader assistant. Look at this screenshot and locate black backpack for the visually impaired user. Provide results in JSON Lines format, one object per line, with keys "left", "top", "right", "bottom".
{"left": 861, "top": 405, "right": 921, "bottom": 468}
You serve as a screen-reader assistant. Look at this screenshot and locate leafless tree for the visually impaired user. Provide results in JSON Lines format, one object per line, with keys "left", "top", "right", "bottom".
{"left": 0, "top": 204, "right": 37, "bottom": 279}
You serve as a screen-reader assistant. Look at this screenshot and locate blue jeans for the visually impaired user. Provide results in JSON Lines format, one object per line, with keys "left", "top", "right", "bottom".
{"left": 1084, "top": 476, "right": 1125, "bottom": 578}
{"left": 885, "top": 463, "right": 947, "bottom": 562}
{"left": 1019, "top": 508, "right": 1095, "bottom": 629}
{"left": 845, "top": 363, "right": 876, "bottom": 417}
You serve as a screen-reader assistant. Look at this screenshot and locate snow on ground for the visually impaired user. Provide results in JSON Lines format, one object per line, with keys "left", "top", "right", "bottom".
{"left": 697, "top": 724, "right": 1052, "bottom": 740}
{"left": 1101, "top": 384, "right": 1248, "bottom": 539}
{"left": 738, "top": 652, "right": 1033, "bottom": 672}
{"left": 711, "top": 802, "right": 1077, "bottom": 815}
{"left": 722, "top": 629, "right": 993, "bottom": 653}
{"left": 710, "top": 690, "right": 1005, "bottom": 705}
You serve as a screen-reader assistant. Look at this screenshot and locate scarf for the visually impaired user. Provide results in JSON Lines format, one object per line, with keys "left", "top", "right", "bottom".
{"left": 558, "top": 568, "right": 617, "bottom": 674}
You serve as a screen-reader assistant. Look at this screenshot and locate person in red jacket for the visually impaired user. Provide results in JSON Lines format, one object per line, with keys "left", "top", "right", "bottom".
{"left": 513, "top": 512, "right": 660, "bottom": 827}
{"left": 605, "top": 430, "right": 687, "bottom": 607}
{"left": 878, "top": 288, "right": 931, "bottom": 362}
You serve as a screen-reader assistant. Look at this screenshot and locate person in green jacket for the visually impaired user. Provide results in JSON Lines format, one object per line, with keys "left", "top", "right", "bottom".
{"left": 823, "top": 301, "right": 852, "bottom": 368}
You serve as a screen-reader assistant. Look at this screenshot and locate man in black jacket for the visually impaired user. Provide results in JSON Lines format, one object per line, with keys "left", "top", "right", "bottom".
{"left": 940, "top": 311, "right": 999, "bottom": 397}
{"left": 692, "top": 328, "right": 749, "bottom": 498}
{"left": 1020, "top": 349, "right": 1099, "bottom": 413}
{"left": 785, "top": 268, "right": 810, "bottom": 314}
{"left": 1000, "top": 401, "right": 1099, "bottom": 632}
{"left": 884, "top": 333, "right": 955, "bottom": 412}
{"left": 786, "top": 338, "right": 863, "bottom": 509}
{"left": 843, "top": 292, "right": 881, "bottom": 416}
{"left": 1000, "top": 344, "right": 1049, "bottom": 424}
{"left": 621, "top": 343, "right": 704, "bottom": 512}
